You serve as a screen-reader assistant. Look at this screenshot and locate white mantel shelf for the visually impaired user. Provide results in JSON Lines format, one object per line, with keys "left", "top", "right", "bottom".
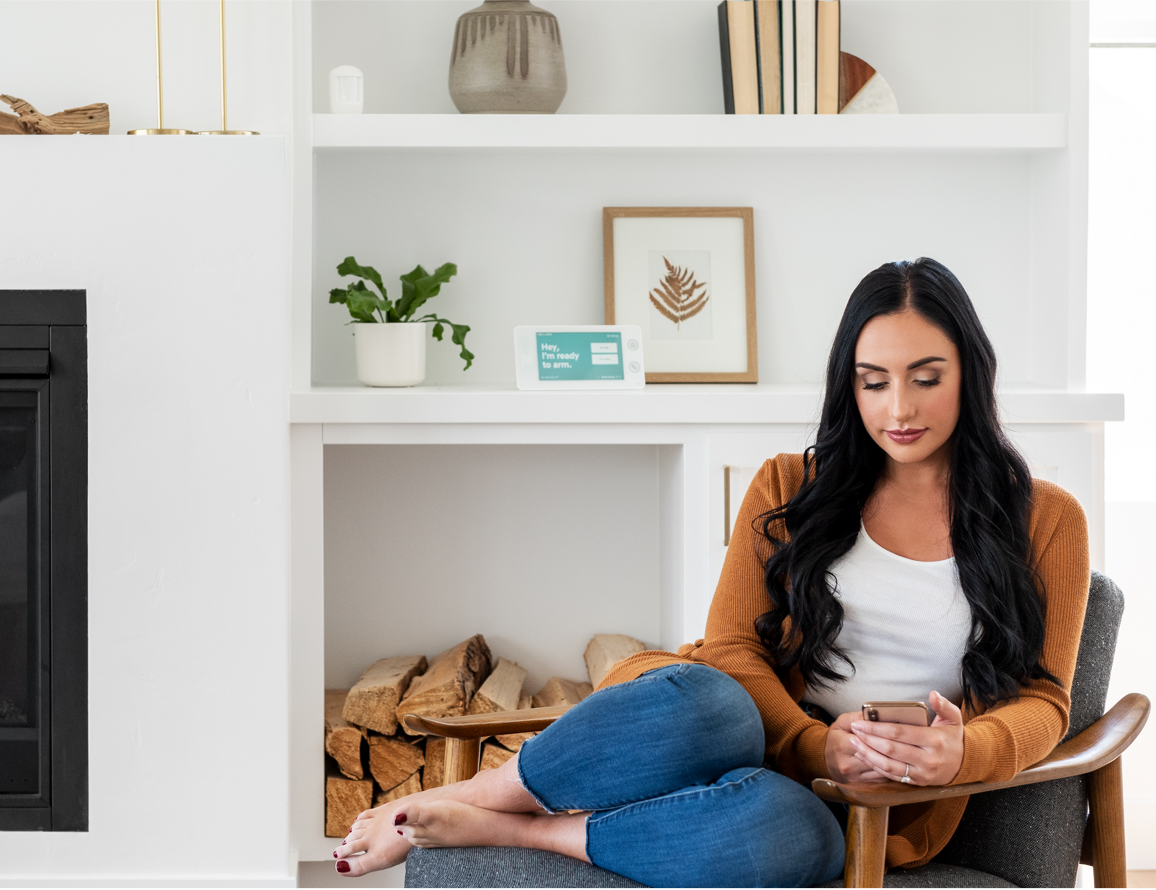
{"left": 289, "top": 385, "right": 1123, "bottom": 426}
{"left": 312, "top": 113, "right": 1068, "bottom": 151}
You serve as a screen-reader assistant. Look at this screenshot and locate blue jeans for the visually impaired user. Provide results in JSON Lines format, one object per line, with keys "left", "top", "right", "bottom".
{"left": 516, "top": 663, "right": 845, "bottom": 888}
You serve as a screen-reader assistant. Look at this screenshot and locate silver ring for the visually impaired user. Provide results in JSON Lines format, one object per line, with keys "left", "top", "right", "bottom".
{"left": 901, "top": 763, "right": 912, "bottom": 784}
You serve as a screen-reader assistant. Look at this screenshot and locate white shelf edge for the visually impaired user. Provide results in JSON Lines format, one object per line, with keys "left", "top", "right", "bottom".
{"left": 289, "top": 385, "right": 1122, "bottom": 426}
{"left": 311, "top": 113, "right": 1068, "bottom": 151}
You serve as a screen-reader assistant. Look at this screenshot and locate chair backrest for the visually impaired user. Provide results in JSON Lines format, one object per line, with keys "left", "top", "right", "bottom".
{"left": 932, "top": 571, "right": 1125, "bottom": 887}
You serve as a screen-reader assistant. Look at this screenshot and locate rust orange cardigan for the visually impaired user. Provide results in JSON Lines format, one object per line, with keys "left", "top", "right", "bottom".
{"left": 600, "top": 452, "right": 1090, "bottom": 870}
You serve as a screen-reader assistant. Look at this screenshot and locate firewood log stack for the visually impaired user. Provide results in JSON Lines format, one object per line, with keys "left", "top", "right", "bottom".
{"left": 323, "top": 632, "right": 646, "bottom": 836}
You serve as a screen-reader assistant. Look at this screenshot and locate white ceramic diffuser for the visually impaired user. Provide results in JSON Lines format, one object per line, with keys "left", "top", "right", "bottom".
{"left": 329, "top": 66, "right": 364, "bottom": 114}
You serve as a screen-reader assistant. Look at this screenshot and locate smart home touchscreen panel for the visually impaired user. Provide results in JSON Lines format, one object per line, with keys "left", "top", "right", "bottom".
{"left": 514, "top": 325, "right": 645, "bottom": 390}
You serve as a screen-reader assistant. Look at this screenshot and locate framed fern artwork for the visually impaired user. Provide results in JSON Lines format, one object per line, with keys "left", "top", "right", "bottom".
{"left": 603, "top": 207, "right": 757, "bottom": 383}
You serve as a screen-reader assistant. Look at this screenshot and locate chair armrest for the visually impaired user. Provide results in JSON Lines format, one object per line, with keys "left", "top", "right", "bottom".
{"left": 400, "top": 704, "right": 572, "bottom": 738}
{"left": 812, "top": 692, "right": 1149, "bottom": 808}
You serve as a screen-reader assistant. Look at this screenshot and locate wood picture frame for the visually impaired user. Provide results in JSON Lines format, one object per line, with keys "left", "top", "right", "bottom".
{"left": 603, "top": 207, "right": 757, "bottom": 383}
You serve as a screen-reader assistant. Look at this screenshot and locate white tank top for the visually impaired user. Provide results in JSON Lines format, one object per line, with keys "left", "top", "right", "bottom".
{"left": 802, "top": 521, "right": 971, "bottom": 719}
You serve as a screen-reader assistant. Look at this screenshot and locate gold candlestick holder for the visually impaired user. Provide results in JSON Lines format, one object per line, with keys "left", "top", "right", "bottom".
{"left": 199, "top": 0, "right": 259, "bottom": 136}
{"left": 128, "top": 0, "right": 195, "bottom": 135}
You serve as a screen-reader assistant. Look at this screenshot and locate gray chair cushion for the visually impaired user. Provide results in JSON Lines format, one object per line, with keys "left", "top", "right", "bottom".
{"left": 405, "top": 846, "right": 645, "bottom": 888}
{"left": 407, "top": 848, "right": 1015, "bottom": 888}
{"left": 405, "top": 574, "right": 1125, "bottom": 889}
{"left": 818, "top": 862, "right": 1015, "bottom": 887}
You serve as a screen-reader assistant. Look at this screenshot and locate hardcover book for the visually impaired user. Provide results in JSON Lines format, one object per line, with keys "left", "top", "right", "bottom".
{"left": 718, "top": 0, "right": 760, "bottom": 115}
{"left": 794, "top": 0, "right": 817, "bottom": 114}
{"left": 780, "top": 0, "right": 795, "bottom": 114}
{"left": 817, "top": 0, "right": 840, "bottom": 114}
{"left": 755, "top": 0, "right": 782, "bottom": 114}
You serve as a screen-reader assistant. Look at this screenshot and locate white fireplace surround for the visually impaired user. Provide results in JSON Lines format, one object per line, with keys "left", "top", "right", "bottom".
{"left": 0, "top": 136, "right": 290, "bottom": 884}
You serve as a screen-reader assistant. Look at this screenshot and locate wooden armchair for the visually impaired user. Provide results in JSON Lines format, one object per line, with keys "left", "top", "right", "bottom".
{"left": 401, "top": 572, "right": 1148, "bottom": 888}
{"left": 811, "top": 691, "right": 1148, "bottom": 888}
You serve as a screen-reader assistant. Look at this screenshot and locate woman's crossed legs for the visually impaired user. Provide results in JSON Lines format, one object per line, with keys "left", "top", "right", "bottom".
{"left": 335, "top": 664, "right": 844, "bottom": 887}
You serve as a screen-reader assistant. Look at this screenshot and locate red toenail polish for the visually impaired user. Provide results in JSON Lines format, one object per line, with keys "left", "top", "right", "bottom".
{"left": 397, "top": 829, "right": 403, "bottom": 835}
{"left": 394, "top": 813, "right": 407, "bottom": 825}
{"left": 336, "top": 861, "right": 350, "bottom": 874}
{"left": 333, "top": 852, "right": 338, "bottom": 858}
{"left": 341, "top": 840, "right": 346, "bottom": 845}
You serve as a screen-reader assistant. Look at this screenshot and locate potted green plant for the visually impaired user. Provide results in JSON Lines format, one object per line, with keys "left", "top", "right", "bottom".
{"left": 329, "top": 256, "right": 474, "bottom": 387}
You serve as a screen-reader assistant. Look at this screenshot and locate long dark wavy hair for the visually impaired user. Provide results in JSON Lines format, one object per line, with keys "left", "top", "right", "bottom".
{"left": 755, "top": 258, "right": 1060, "bottom": 710}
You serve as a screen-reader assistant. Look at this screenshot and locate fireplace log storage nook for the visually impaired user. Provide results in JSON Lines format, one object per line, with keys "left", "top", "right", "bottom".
{"left": 0, "top": 291, "right": 87, "bottom": 831}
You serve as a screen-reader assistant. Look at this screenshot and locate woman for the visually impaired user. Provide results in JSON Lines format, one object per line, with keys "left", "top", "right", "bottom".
{"left": 334, "top": 258, "right": 1089, "bottom": 886}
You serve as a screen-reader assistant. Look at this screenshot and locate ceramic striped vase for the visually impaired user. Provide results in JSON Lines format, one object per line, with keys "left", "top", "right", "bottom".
{"left": 448, "top": 0, "right": 567, "bottom": 114}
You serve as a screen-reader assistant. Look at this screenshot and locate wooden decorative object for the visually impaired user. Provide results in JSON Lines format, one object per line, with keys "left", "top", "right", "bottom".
{"left": 0, "top": 95, "right": 110, "bottom": 135}
{"left": 395, "top": 635, "right": 492, "bottom": 725}
{"left": 584, "top": 634, "right": 646, "bottom": 688}
{"left": 467, "top": 657, "right": 527, "bottom": 716}
{"left": 367, "top": 734, "right": 425, "bottom": 791}
{"left": 343, "top": 654, "right": 428, "bottom": 735}
{"left": 373, "top": 772, "right": 423, "bottom": 808}
{"left": 325, "top": 773, "right": 373, "bottom": 837}
{"left": 480, "top": 741, "right": 516, "bottom": 772}
{"left": 604, "top": 207, "right": 758, "bottom": 383}
{"left": 531, "top": 676, "right": 593, "bottom": 708}
{"left": 423, "top": 738, "right": 446, "bottom": 790}
{"left": 495, "top": 694, "right": 536, "bottom": 752}
{"left": 324, "top": 689, "right": 366, "bottom": 780}
{"left": 838, "top": 53, "right": 899, "bottom": 115}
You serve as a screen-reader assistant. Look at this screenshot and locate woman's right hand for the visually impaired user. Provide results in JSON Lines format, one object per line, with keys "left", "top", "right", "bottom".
{"left": 824, "top": 711, "right": 889, "bottom": 784}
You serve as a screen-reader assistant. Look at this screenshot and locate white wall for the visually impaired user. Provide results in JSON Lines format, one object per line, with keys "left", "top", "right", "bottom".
{"left": 1087, "top": 5, "right": 1156, "bottom": 868}
{"left": 1, "top": 3, "right": 294, "bottom": 881}
{"left": 324, "top": 444, "right": 662, "bottom": 695}
{"left": 1088, "top": 46, "right": 1156, "bottom": 502}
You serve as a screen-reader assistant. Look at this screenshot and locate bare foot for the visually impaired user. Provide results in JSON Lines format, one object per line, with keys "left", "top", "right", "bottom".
{"left": 333, "top": 753, "right": 559, "bottom": 876}
{"left": 334, "top": 798, "right": 421, "bottom": 876}
{"left": 397, "top": 799, "right": 519, "bottom": 849}
{"left": 396, "top": 799, "right": 590, "bottom": 862}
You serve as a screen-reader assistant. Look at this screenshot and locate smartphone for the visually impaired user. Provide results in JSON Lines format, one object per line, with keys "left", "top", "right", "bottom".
{"left": 862, "top": 701, "right": 932, "bottom": 726}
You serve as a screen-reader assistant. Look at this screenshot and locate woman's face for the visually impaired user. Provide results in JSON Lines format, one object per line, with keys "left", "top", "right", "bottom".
{"left": 853, "top": 309, "right": 961, "bottom": 469}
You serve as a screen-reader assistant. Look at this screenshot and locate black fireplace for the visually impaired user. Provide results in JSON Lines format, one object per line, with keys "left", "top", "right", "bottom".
{"left": 0, "top": 291, "right": 87, "bottom": 831}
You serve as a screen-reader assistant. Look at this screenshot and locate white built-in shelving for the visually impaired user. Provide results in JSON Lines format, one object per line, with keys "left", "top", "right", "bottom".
{"left": 289, "top": 0, "right": 1110, "bottom": 868}
{"left": 311, "top": 112, "right": 1069, "bottom": 151}
{"left": 290, "top": 385, "right": 1121, "bottom": 428}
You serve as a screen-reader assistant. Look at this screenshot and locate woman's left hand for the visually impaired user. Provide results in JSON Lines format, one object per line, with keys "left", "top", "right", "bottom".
{"left": 848, "top": 691, "right": 964, "bottom": 786}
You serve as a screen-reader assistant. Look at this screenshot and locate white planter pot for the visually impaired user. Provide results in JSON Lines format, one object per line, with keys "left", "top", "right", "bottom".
{"left": 353, "top": 323, "right": 428, "bottom": 387}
